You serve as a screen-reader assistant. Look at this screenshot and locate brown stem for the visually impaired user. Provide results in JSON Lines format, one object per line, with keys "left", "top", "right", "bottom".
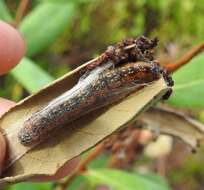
{"left": 164, "top": 40, "right": 204, "bottom": 73}
{"left": 54, "top": 143, "right": 104, "bottom": 190}
{"left": 156, "top": 157, "right": 167, "bottom": 177}
{"left": 14, "top": 0, "right": 29, "bottom": 27}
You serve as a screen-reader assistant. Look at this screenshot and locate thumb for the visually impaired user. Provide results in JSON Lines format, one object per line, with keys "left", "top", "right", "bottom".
{"left": 0, "top": 98, "right": 15, "bottom": 175}
{"left": 0, "top": 21, "right": 25, "bottom": 75}
{"left": 0, "top": 132, "right": 6, "bottom": 175}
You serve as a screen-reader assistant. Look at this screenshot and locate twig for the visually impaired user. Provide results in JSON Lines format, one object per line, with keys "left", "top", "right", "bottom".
{"left": 164, "top": 40, "right": 204, "bottom": 73}
{"left": 14, "top": 0, "right": 29, "bottom": 27}
{"left": 156, "top": 157, "right": 167, "bottom": 177}
{"left": 54, "top": 143, "right": 104, "bottom": 190}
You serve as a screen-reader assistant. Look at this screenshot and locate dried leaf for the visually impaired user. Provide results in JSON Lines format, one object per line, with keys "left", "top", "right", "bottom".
{"left": 139, "top": 107, "right": 204, "bottom": 148}
{"left": 0, "top": 61, "right": 169, "bottom": 186}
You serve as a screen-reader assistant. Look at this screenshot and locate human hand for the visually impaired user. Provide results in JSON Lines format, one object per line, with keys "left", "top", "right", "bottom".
{"left": 0, "top": 21, "right": 79, "bottom": 181}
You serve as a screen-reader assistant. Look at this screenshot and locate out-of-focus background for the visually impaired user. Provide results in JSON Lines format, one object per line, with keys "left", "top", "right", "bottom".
{"left": 1, "top": 0, "right": 204, "bottom": 190}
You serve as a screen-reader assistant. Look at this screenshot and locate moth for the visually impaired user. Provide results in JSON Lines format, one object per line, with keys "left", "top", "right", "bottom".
{"left": 18, "top": 37, "right": 173, "bottom": 146}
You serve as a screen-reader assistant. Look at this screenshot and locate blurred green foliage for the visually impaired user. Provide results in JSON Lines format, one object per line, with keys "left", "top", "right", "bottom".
{"left": 1, "top": 0, "right": 204, "bottom": 189}
{"left": 11, "top": 58, "right": 54, "bottom": 93}
{"left": 84, "top": 169, "right": 170, "bottom": 190}
{"left": 6, "top": 182, "right": 52, "bottom": 190}
{"left": 19, "top": 2, "right": 75, "bottom": 56}
{"left": 169, "top": 143, "right": 204, "bottom": 190}
{"left": 169, "top": 54, "right": 204, "bottom": 108}
{"left": 0, "top": 1, "right": 12, "bottom": 21}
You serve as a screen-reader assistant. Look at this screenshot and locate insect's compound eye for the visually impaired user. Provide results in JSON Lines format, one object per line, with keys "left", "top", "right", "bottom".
{"left": 150, "top": 64, "right": 161, "bottom": 74}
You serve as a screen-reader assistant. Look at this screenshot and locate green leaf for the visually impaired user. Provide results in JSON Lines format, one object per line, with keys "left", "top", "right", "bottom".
{"left": 168, "top": 53, "right": 204, "bottom": 108}
{"left": 66, "top": 176, "right": 87, "bottom": 190}
{"left": 7, "top": 182, "right": 51, "bottom": 190}
{"left": 88, "top": 154, "right": 109, "bottom": 169}
{"left": 84, "top": 169, "right": 170, "bottom": 190}
{"left": 37, "top": 0, "right": 74, "bottom": 3}
{"left": 198, "top": 110, "right": 204, "bottom": 124}
{"left": 0, "top": 1, "right": 12, "bottom": 21}
{"left": 10, "top": 57, "right": 54, "bottom": 94}
{"left": 19, "top": 2, "right": 75, "bottom": 56}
